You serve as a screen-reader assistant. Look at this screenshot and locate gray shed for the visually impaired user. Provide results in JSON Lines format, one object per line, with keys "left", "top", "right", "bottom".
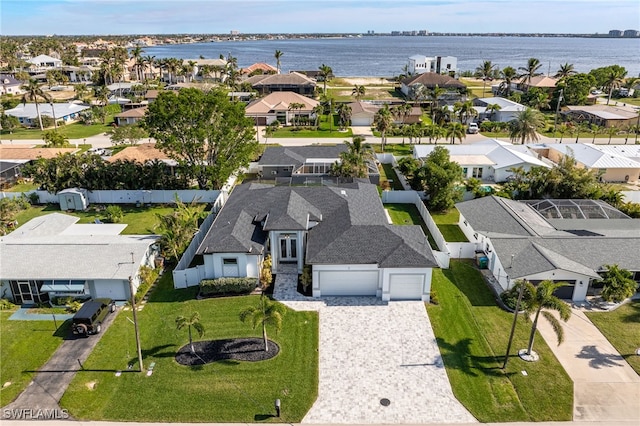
{"left": 58, "top": 188, "right": 89, "bottom": 211}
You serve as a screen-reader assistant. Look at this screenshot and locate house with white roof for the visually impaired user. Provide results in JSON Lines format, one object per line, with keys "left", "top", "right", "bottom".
{"left": 456, "top": 196, "right": 640, "bottom": 301}
{"left": 26, "top": 54, "right": 62, "bottom": 71}
{"left": 413, "top": 139, "right": 550, "bottom": 182}
{"left": 473, "top": 97, "right": 526, "bottom": 122}
{"left": 5, "top": 102, "right": 90, "bottom": 127}
{"left": 0, "top": 214, "right": 159, "bottom": 304}
{"left": 530, "top": 143, "right": 640, "bottom": 183}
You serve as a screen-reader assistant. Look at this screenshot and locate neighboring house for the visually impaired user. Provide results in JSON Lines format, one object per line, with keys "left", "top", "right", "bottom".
{"left": 26, "top": 54, "right": 62, "bottom": 71}
{"left": 473, "top": 97, "right": 526, "bottom": 122}
{"left": 512, "top": 75, "right": 559, "bottom": 94}
{"left": 242, "top": 62, "right": 278, "bottom": 76}
{"left": 245, "top": 72, "right": 316, "bottom": 96}
{"left": 114, "top": 106, "right": 148, "bottom": 126}
{"left": 400, "top": 72, "right": 466, "bottom": 102}
{"left": 0, "top": 74, "right": 24, "bottom": 95}
{"left": 348, "top": 101, "right": 381, "bottom": 126}
{"left": 4, "top": 103, "right": 90, "bottom": 127}
{"left": 561, "top": 105, "right": 639, "bottom": 129}
{"left": 0, "top": 161, "right": 23, "bottom": 188}
{"left": 0, "top": 213, "right": 159, "bottom": 304}
{"left": 414, "top": 139, "right": 550, "bottom": 182}
{"left": 257, "top": 144, "right": 380, "bottom": 184}
{"left": 189, "top": 58, "right": 227, "bottom": 82}
{"left": 107, "top": 82, "right": 135, "bottom": 95}
{"left": 245, "top": 91, "right": 320, "bottom": 126}
{"left": 107, "top": 143, "right": 177, "bottom": 167}
{"left": 456, "top": 196, "right": 640, "bottom": 301}
{"left": 407, "top": 55, "right": 457, "bottom": 75}
{"left": 530, "top": 143, "right": 640, "bottom": 183}
{"left": 195, "top": 182, "right": 438, "bottom": 301}
{"left": 60, "top": 65, "right": 95, "bottom": 83}
{"left": 145, "top": 89, "right": 159, "bottom": 103}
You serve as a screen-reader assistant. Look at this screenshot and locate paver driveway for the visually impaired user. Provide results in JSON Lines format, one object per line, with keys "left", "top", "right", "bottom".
{"left": 301, "top": 299, "right": 476, "bottom": 424}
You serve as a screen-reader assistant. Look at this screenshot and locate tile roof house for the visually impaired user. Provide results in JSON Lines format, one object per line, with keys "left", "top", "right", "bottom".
{"left": 530, "top": 143, "right": 640, "bottom": 184}
{"left": 0, "top": 213, "right": 159, "bottom": 305}
{"left": 195, "top": 182, "right": 438, "bottom": 301}
{"left": 0, "top": 146, "right": 78, "bottom": 188}
{"left": 245, "top": 72, "right": 316, "bottom": 96}
{"left": 400, "top": 72, "right": 466, "bottom": 100}
{"left": 561, "top": 105, "right": 639, "bottom": 129}
{"left": 455, "top": 196, "right": 640, "bottom": 301}
{"left": 257, "top": 144, "right": 380, "bottom": 184}
{"left": 245, "top": 91, "right": 320, "bottom": 126}
{"left": 107, "top": 143, "right": 176, "bottom": 166}
{"left": 114, "top": 106, "right": 148, "bottom": 126}
{"left": 414, "top": 139, "right": 549, "bottom": 182}
{"left": 514, "top": 75, "right": 559, "bottom": 93}
{"left": 242, "top": 62, "right": 278, "bottom": 76}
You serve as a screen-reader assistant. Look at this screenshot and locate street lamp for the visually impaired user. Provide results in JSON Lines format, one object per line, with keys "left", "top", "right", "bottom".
{"left": 554, "top": 88, "right": 564, "bottom": 138}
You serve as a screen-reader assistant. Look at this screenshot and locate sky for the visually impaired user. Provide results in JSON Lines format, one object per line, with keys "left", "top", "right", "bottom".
{"left": 1, "top": 0, "right": 639, "bottom": 36}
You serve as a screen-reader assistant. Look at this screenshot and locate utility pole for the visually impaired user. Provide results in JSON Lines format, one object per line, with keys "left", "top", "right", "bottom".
{"left": 502, "top": 281, "right": 526, "bottom": 370}
{"left": 128, "top": 275, "right": 145, "bottom": 372}
{"left": 554, "top": 88, "right": 564, "bottom": 138}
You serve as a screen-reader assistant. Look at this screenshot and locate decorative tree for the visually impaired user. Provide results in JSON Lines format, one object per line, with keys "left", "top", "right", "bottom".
{"left": 239, "top": 296, "right": 286, "bottom": 352}
{"left": 176, "top": 312, "right": 205, "bottom": 354}
{"left": 599, "top": 264, "right": 638, "bottom": 303}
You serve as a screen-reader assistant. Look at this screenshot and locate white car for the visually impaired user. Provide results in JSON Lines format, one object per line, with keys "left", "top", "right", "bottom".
{"left": 467, "top": 123, "right": 479, "bottom": 134}
{"left": 591, "top": 89, "right": 602, "bottom": 95}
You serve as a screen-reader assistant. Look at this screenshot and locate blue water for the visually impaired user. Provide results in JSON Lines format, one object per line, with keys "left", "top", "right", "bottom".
{"left": 141, "top": 36, "right": 640, "bottom": 77}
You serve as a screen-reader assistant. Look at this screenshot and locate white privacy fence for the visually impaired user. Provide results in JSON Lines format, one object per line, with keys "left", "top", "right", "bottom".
{"left": 376, "top": 153, "right": 413, "bottom": 190}
{"left": 622, "top": 191, "right": 640, "bottom": 203}
{"left": 1, "top": 189, "right": 221, "bottom": 204}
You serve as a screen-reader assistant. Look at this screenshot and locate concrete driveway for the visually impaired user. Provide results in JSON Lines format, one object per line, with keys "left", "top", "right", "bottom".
{"left": 302, "top": 300, "right": 476, "bottom": 424}
{"left": 3, "top": 308, "right": 120, "bottom": 416}
{"left": 535, "top": 308, "right": 640, "bottom": 422}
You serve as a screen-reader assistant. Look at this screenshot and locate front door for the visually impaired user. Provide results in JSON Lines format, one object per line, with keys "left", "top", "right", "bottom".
{"left": 279, "top": 235, "right": 297, "bottom": 262}
{"left": 18, "top": 281, "right": 34, "bottom": 304}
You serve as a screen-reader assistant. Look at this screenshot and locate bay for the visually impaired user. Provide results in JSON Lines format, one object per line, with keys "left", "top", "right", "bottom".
{"left": 141, "top": 36, "right": 640, "bottom": 78}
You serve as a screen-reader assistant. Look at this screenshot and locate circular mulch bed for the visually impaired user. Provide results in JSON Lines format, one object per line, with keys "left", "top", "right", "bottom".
{"left": 175, "top": 338, "right": 280, "bottom": 365}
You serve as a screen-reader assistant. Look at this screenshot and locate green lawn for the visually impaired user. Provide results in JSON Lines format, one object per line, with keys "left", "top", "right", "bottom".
{"left": 378, "top": 163, "right": 404, "bottom": 190}
{"left": 0, "top": 116, "right": 116, "bottom": 141}
{"left": 427, "top": 261, "right": 573, "bottom": 422}
{"left": 384, "top": 203, "right": 437, "bottom": 250}
{"left": 431, "top": 208, "right": 468, "bottom": 242}
{"left": 14, "top": 204, "right": 176, "bottom": 235}
{"left": 0, "top": 311, "right": 71, "bottom": 407}
{"left": 585, "top": 300, "right": 640, "bottom": 375}
{"left": 4, "top": 182, "right": 39, "bottom": 192}
{"left": 269, "top": 115, "right": 352, "bottom": 138}
{"left": 60, "top": 274, "right": 319, "bottom": 422}
{"left": 373, "top": 144, "right": 414, "bottom": 156}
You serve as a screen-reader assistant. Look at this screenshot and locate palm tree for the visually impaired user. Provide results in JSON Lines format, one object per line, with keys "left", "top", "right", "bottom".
{"left": 336, "top": 103, "right": 352, "bottom": 130}
{"left": 575, "top": 121, "right": 589, "bottom": 143}
{"left": 475, "top": 60, "right": 497, "bottom": 96}
{"left": 373, "top": 105, "right": 393, "bottom": 151}
{"left": 445, "top": 122, "right": 466, "bottom": 144}
{"left": 589, "top": 124, "right": 601, "bottom": 143}
{"left": 239, "top": 296, "right": 286, "bottom": 352}
{"left": 606, "top": 126, "right": 619, "bottom": 144}
{"left": 509, "top": 107, "right": 545, "bottom": 144}
{"left": 352, "top": 84, "right": 366, "bottom": 101}
{"left": 520, "top": 280, "right": 571, "bottom": 357}
{"left": 94, "top": 85, "right": 110, "bottom": 124}
{"left": 499, "top": 66, "right": 517, "bottom": 97}
{"left": 485, "top": 103, "right": 502, "bottom": 121}
{"left": 142, "top": 54, "right": 156, "bottom": 80}
{"left": 21, "top": 78, "right": 51, "bottom": 130}
{"left": 429, "top": 85, "right": 446, "bottom": 121}
{"left": 453, "top": 100, "right": 476, "bottom": 124}
{"left": 287, "top": 102, "right": 305, "bottom": 127}
{"left": 529, "top": 92, "right": 551, "bottom": 111}
{"left": 274, "top": 50, "right": 283, "bottom": 74}
{"left": 424, "top": 123, "right": 444, "bottom": 144}
{"left": 554, "top": 63, "right": 576, "bottom": 79}
{"left": 518, "top": 58, "right": 543, "bottom": 92}
{"left": 312, "top": 104, "right": 324, "bottom": 127}
{"left": 604, "top": 67, "right": 627, "bottom": 105}
{"left": 175, "top": 312, "right": 205, "bottom": 354}
{"left": 318, "top": 64, "right": 333, "bottom": 94}
{"left": 557, "top": 123, "right": 568, "bottom": 143}
{"left": 130, "top": 46, "right": 144, "bottom": 81}
{"left": 333, "top": 136, "right": 374, "bottom": 178}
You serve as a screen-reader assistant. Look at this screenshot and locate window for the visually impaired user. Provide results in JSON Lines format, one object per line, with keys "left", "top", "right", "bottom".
{"left": 462, "top": 167, "right": 468, "bottom": 175}
{"left": 223, "top": 258, "right": 238, "bottom": 265}
{"left": 472, "top": 167, "right": 483, "bottom": 178}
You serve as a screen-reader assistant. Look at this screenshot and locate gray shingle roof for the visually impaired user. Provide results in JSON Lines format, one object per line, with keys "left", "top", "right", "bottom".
{"left": 197, "top": 182, "right": 438, "bottom": 268}
{"left": 258, "top": 145, "right": 348, "bottom": 167}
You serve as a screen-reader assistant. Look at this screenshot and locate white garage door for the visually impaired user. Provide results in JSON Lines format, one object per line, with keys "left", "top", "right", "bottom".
{"left": 389, "top": 274, "right": 424, "bottom": 300}
{"left": 94, "top": 280, "right": 128, "bottom": 300}
{"left": 319, "top": 270, "right": 379, "bottom": 296}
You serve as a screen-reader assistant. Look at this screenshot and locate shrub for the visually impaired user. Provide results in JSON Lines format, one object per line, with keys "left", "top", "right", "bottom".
{"left": 199, "top": 277, "right": 258, "bottom": 297}
{"left": 135, "top": 265, "right": 159, "bottom": 303}
{"left": 66, "top": 301, "right": 82, "bottom": 313}
{"left": 0, "top": 298, "right": 16, "bottom": 310}
{"left": 300, "top": 265, "right": 312, "bottom": 293}
{"left": 260, "top": 255, "right": 273, "bottom": 290}
{"left": 500, "top": 282, "right": 533, "bottom": 311}
{"left": 105, "top": 205, "right": 124, "bottom": 223}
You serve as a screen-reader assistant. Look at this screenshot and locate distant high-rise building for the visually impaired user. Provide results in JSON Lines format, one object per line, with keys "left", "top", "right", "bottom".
{"left": 623, "top": 29, "right": 639, "bottom": 37}
{"left": 418, "top": 30, "right": 428, "bottom": 36}
{"left": 230, "top": 30, "right": 240, "bottom": 36}
{"left": 608, "top": 29, "right": 623, "bottom": 37}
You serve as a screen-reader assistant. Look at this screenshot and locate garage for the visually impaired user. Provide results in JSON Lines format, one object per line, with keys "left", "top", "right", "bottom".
{"left": 318, "top": 270, "right": 379, "bottom": 296}
{"left": 93, "top": 279, "right": 128, "bottom": 301}
{"left": 389, "top": 274, "right": 425, "bottom": 300}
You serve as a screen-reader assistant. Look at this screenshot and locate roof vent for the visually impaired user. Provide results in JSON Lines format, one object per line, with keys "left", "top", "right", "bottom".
{"left": 340, "top": 190, "right": 347, "bottom": 196}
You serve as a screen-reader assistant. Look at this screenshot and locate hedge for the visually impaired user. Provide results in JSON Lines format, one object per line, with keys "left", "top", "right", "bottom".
{"left": 199, "top": 277, "right": 258, "bottom": 296}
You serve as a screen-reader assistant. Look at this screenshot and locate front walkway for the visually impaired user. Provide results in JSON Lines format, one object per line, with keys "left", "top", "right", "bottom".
{"left": 273, "top": 271, "right": 476, "bottom": 424}
{"left": 535, "top": 308, "right": 640, "bottom": 422}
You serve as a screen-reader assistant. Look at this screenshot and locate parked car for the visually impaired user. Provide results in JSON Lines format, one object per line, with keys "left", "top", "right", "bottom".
{"left": 71, "top": 298, "right": 116, "bottom": 336}
{"left": 591, "top": 89, "right": 602, "bottom": 95}
{"left": 467, "top": 123, "right": 479, "bottom": 134}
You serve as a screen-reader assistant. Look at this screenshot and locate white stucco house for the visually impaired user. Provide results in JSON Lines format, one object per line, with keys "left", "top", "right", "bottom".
{"left": 455, "top": 196, "right": 640, "bottom": 301}
{"left": 245, "top": 91, "right": 320, "bottom": 126}
{"left": 407, "top": 55, "right": 457, "bottom": 75}
{"left": 0, "top": 214, "right": 159, "bottom": 304}
{"left": 195, "top": 182, "right": 438, "bottom": 301}
{"left": 5, "top": 102, "right": 90, "bottom": 127}
{"left": 472, "top": 97, "right": 527, "bottom": 122}
{"left": 414, "top": 139, "right": 550, "bottom": 182}
{"left": 27, "top": 54, "right": 62, "bottom": 70}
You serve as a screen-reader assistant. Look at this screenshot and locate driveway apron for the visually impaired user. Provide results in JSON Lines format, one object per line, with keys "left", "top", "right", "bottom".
{"left": 535, "top": 308, "right": 640, "bottom": 422}
{"left": 3, "top": 308, "right": 120, "bottom": 414}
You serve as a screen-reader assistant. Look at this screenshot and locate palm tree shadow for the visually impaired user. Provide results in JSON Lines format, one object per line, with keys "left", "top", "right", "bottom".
{"left": 436, "top": 337, "right": 505, "bottom": 378}
{"left": 621, "top": 301, "right": 640, "bottom": 323}
{"left": 576, "top": 345, "right": 625, "bottom": 369}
